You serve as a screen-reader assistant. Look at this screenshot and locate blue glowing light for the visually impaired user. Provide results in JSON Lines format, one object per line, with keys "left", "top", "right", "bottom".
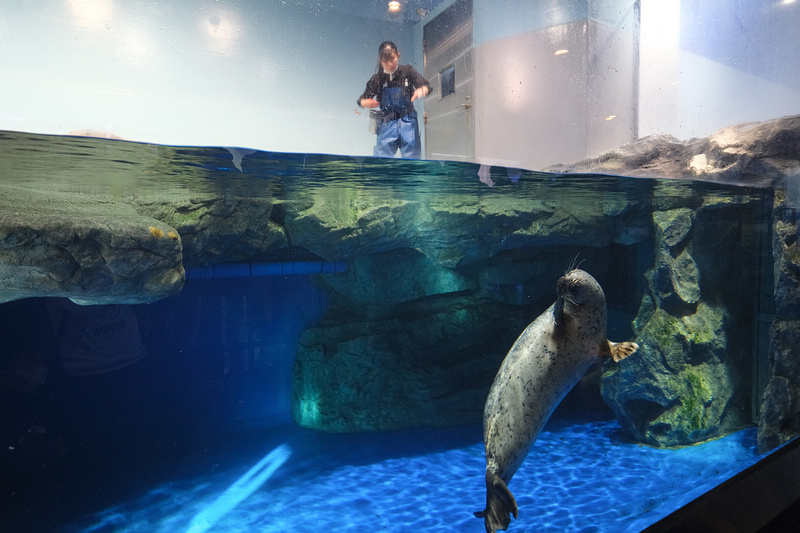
{"left": 185, "top": 443, "right": 291, "bottom": 533}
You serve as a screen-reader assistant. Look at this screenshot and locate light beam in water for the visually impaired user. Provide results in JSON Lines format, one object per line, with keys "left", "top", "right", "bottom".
{"left": 185, "top": 443, "right": 291, "bottom": 533}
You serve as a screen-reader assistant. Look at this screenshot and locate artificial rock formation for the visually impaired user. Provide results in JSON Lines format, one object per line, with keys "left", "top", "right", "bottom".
{"left": 0, "top": 188, "right": 184, "bottom": 305}
{"left": 291, "top": 291, "right": 529, "bottom": 432}
{"left": 553, "top": 115, "right": 800, "bottom": 449}
{"left": 758, "top": 190, "right": 800, "bottom": 452}
{"left": 547, "top": 114, "right": 800, "bottom": 188}
{"left": 600, "top": 199, "right": 749, "bottom": 446}
{"left": 136, "top": 193, "right": 288, "bottom": 266}
{"left": 281, "top": 185, "right": 643, "bottom": 270}
{"left": 290, "top": 245, "right": 630, "bottom": 432}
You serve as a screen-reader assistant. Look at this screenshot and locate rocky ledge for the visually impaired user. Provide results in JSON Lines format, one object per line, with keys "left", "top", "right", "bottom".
{"left": 0, "top": 187, "right": 184, "bottom": 305}
{"left": 547, "top": 114, "right": 800, "bottom": 189}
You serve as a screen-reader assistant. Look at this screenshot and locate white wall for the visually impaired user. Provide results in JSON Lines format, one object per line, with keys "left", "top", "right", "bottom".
{"left": 638, "top": 0, "right": 800, "bottom": 139}
{"left": 637, "top": 0, "right": 681, "bottom": 137}
{"left": 0, "top": 0, "right": 414, "bottom": 155}
{"left": 473, "top": 0, "right": 587, "bottom": 46}
{"left": 472, "top": 20, "right": 591, "bottom": 170}
{"left": 468, "top": 0, "right": 637, "bottom": 169}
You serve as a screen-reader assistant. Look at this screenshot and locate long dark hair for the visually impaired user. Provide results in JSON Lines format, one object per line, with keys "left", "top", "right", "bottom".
{"left": 375, "top": 41, "right": 399, "bottom": 74}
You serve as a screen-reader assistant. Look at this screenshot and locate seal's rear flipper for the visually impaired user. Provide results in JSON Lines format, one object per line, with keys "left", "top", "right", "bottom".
{"left": 474, "top": 471, "right": 518, "bottom": 532}
{"left": 605, "top": 340, "right": 639, "bottom": 362}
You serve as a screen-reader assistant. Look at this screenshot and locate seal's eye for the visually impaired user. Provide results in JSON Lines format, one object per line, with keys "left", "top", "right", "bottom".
{"left": 568, "top": 279, "right": 587, "bottom": 304}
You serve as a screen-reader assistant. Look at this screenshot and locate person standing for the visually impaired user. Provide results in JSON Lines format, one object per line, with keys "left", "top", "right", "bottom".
{"left": 358, "top": 41, "right": 431, "bottom": 159}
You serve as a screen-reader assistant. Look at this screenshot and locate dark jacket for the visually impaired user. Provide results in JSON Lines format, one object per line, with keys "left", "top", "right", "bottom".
{"left": 357, "top": 64, "right": 432, "bottom": 108}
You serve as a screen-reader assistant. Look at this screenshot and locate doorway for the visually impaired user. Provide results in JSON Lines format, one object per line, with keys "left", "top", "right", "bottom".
{"left": 422, "top": 0, "right": 473, "bottom": 161}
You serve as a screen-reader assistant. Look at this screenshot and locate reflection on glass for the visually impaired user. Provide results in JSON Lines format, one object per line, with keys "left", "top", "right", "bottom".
{"left": 440, "top": 64, "right": 455, "bottom": 98}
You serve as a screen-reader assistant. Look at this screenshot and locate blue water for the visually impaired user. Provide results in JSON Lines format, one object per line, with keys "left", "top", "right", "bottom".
{"left": 0, "top": 132, "right": 778, "bottom": 532}
{"left": 65, "top": 419, "right": 768, "bottom": 533}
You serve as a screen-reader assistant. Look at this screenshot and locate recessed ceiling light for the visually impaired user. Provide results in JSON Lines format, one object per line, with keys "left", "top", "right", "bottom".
{"left": 388, "top": 1, "right": 401, "bottom": 12}
{"left": 554, "top": 49, "right": 569, "bottom": 56}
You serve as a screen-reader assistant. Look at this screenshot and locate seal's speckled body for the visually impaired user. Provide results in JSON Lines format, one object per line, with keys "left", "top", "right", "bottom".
{"left": 475, "top": 269, "right": 638, "bottom": 533}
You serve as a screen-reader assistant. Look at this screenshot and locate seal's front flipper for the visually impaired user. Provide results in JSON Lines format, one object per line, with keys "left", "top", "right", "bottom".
{"left": 474, "top": 471, "right": 518, "bottom": 532}
{"left": 604, "top": 340, "right": 639, "bottom": 362}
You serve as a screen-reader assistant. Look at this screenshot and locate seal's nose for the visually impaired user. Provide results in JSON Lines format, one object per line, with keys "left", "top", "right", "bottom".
{"left": 556, "top": 275, "right": 568, "bottom": 294}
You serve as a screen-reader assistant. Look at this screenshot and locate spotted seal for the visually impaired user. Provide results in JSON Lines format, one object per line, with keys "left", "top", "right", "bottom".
{"left": 475, "top": 268, "right": 638, "bottom": 532}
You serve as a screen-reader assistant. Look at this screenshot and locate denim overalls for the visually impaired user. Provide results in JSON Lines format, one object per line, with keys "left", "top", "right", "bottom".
{"left": 374, "top": 82, "right": 421, "bottom": 159}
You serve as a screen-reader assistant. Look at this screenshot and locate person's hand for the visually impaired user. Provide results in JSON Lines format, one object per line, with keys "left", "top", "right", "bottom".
{"left": 411, "top": 87, "right": 429, "bottom": 102}
{"left": 361, "top": 98, "right": 380, "bottom": 108}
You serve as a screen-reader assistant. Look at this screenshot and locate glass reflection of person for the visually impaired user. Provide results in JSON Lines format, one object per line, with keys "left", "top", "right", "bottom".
{"left": 46, "top": 300, "right": 151, "bottom": 467}
{"left": 48, "top": 301, "right": 147, "bottom": 377}
{"left": 358, "top": 41, "right": 431, "bottom": 159}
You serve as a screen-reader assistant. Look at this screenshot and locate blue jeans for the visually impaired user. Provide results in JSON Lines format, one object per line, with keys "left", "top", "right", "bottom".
{"left": 374, "top": 114, "right": 421, "bottom": 159}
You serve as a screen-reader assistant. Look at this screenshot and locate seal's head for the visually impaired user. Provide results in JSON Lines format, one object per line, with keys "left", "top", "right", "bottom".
{"left": 554, "top": 269, "right": 607, "bottom": 326}
{"left": 557, "top": 269, "right": 604, "bottom": 305}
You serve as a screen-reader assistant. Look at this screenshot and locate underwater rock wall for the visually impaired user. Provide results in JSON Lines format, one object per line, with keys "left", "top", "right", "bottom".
{"left": 278, "top": 159, "right": 665, "bottom": 432}
{"left": 758, "top": 191, "right": 800, "bottom": 452}
{"left": 555, "top": 115, "right": 800, "bottom": 449}
{"left": 288, "top": 213, "right": 649, "bottom": 431}
{"left": 136, "top": 193, "right": 287, "bottom": 266}
{"left": 280, "top": 186, "right": 640, "bottom": 269}
{"left": 278, "top": 182, "right": 651, "bottom": 431}
{"left": 291, "top": 291, "right": 530, "bottom": 431}
{"left": 600, "top": 184, "right": 760, "bottom": 446}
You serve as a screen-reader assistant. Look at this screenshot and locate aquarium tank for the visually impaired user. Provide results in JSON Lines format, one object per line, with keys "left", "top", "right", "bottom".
{"left": 1, "top": 1, "right": 799, "bottom": 532}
